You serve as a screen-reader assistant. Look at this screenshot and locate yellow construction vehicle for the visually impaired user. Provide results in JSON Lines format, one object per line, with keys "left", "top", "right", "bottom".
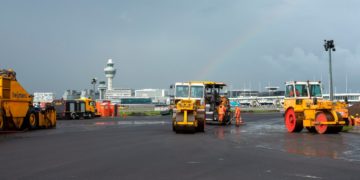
{"left": 54, "top": 97, "right": 97, "bottom": 119}
{"left": 81, "top": 97, "right": 97, "bottom": 118}
{"left": 171, "top": 81, "right": 231, "bottom": 133}
{"left": 283, "top": 81, "right": 348, "bottom": 134}
{"left": 0, "top": 69, "right": 56, "bottom": 130}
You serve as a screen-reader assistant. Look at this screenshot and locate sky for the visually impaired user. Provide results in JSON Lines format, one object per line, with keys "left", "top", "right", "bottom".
{"left": 1, "top": 0, "right": 360, "bottom": 97}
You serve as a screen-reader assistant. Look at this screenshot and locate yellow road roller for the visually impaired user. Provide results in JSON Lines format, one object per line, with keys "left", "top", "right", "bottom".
{"left": 283, "top": 81, "right": 348, "bottom": 134}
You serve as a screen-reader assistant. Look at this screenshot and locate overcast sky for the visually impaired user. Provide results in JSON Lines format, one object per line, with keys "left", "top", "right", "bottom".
{"left": 1, "top": 0, "right": 360, "bottom": 96}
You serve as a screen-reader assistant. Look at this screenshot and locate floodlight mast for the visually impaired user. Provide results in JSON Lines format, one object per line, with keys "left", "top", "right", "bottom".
{"left": 324, "top": 40, "right": 336, "bottom": 101}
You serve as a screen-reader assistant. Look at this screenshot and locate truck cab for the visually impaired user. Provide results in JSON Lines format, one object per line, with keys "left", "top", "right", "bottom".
{"left": 80, "top": 98, "right": 97, "bottom": 118}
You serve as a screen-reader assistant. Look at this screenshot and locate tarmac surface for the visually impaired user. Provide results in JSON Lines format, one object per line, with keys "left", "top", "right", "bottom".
{"left": 0, "top": 112, "right": 360, "bottom": 180}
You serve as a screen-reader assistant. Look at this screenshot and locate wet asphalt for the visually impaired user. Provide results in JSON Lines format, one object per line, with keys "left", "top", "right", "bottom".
{"left": 0, "top": 112, "right": 359, "bottom": 180}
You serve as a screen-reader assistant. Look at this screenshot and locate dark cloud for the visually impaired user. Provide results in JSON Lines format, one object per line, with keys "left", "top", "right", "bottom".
{"left": 0, "top": 0, "right": 359, "bottom": 96}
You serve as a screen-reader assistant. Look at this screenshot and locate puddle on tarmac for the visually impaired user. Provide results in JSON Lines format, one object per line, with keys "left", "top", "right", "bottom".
{"left": 211, "top": 120, "right": 360, "bottom": 162}
{"left": 279, "top": 133, "right": 360, "bottom": 162}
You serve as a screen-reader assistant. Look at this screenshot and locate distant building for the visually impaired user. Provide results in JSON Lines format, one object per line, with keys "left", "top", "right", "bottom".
{"left": 33, "top": 92, "right": 55, "bottom": 103}
{"left": 323, "top": 93, "right": 360, "bottom": 104}
{"left": 105, "top": 88, "right": 134, "bottom": 102}
{"left": 102, "top": 59, "right": 135, "bottom": 102}
{"left": 62, "top": 90, "right": 81, "bottom": 100}
{"left": 98, "top": 81, "right": 107, "bottom": 100}
{"left": 80, "top": 89, "right": 99, "bottom": 99}
{"left": 229, "top": 87, "right": 285, "bottom": 107}
{"left": 229, "top": 87, "right": 284, "bottom": 98}
{"left": 135, "top": 89, "right": 169, "bottom": 103}
{"left": 62, "top": 89, "right": 99, "bottom": 100}
{"left": 229, "top": 89, "right": 259, "bottom": 97}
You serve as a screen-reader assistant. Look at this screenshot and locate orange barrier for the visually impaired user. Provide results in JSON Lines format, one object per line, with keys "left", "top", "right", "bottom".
{"left": 96, "top": 101, "right": 111, "bottom": 117}
{"left": 96, "top": 101, "right": 102, "bottom": 116}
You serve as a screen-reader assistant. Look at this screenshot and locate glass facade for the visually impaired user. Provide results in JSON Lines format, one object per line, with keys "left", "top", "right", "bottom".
{"left": 120, "top": 98, "right": 152, "bottom": 104}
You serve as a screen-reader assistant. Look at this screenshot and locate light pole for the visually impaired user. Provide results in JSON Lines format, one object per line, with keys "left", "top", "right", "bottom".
{"left": 324, "top": 40, "right": 336, "bottom": 101}
{"left": 91, "top": 78, "right": 97, "bottom": 99}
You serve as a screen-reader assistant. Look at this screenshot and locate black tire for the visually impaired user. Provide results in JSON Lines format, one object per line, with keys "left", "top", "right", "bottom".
{"left": 88, "top": 113, "right": 94, "bottom": 119}
{"left": 0, "top": 110, "right": 6, "bottom": 131}
{"left": 196, "top": 119, "right": 205, "bottom": 132}
{"left": 306, "top": 127, "right": 316, "bottom": 133}
{"left": 27, "top": 111, "right": 38, "bottom": 130}
{"left": 327, "top": 126, "right": 343, "bottom": 133}
{"left": 326, "top": 113, "right": 343, "bottom": 134}
{"left": 172, "top": 121, "right": 176, "bottom": 132}
{"left": 71, "top": 113, "right": 77, "bottom": 120}
{"left": 46, "top": 118, "right": 52, "bottom": 128}
{"left": 18, "top": 116, "right": 28, "bottom": 130}
{"left": 191, "top": 127, "right": 197, "bottom": 133}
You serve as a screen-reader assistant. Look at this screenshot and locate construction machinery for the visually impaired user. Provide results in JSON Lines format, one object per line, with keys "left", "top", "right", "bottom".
{"left": 283, "top": 81, "right": 348, "bottom": 134}
{"left": 0, "top": 69, "right": 56, "bottom": 130}
{"left": 53, "top": 97, "right": 97, "bottom": 120}
{"left": 79, "top": 97, "right": 97, "bottom": 118}
{"left": 171, "top": 81, "right": 231, "bottom": 133}
{"left": 203, "top": 82, "right": 231, "bottom": 125}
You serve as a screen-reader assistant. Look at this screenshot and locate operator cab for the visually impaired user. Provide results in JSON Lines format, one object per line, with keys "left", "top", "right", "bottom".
{"left": 285, "top": 81, "right": 323, "bottom": 99}
{"left": 204, "top": 82, "right": 227, "bottom": 110}
{"left": 174, "top": 82, "right": 205, "bottom": 103}
{"left": 172, "top": 81, "right": 226, "bottom": 104}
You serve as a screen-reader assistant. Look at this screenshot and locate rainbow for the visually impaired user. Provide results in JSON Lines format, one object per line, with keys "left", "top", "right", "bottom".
{"left": 197, "top": 2, "right": 296, "bottom": 80}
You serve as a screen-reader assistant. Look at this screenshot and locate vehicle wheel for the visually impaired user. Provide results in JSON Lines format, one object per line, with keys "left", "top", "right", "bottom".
{"left": 88, "top": 113, "right": 93, "bottom": 119}
{"left": 315, "top": 112, "right": 330, "bottom": 134}
{"left": 16, "top": 117, "right": 27, "bottom": 130}
{"left": 306, "top": 127, "right": 316, "bottom": 133}
{"left": 197, "top": 119, "right": 205, "bottom": 132}
{"left": 342, "top": 118, "right": 353, "bottom": 132}
{"left": 328, "top": 126, "right": 343, "bottom": 133}
{"left": 284, "top": 109, "right": 303, "bottom": 133}
{"left": 327, "top": 113, "right": 341, "bottom": 133}
{"left": 172, "top": 121, "right": 176, "bottom": 132}
{"left": 0, "top": 112, "right": 5, "bottom": 131}
{"left": 28, "top": 112, "right": 38, "bottom": 129}
{"left": 191, "top": 127, "right": 197, "bottom": 133}
{"left": 71, "top": 113, "right": 77, "bottom": 120}
{"left": 46, "top": 118, "right": 52, "bottom": 128}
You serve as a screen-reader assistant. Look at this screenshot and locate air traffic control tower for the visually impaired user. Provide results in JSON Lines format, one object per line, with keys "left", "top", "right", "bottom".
{"left": 104, "top": 59, "right": 116, "bottom": 90}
